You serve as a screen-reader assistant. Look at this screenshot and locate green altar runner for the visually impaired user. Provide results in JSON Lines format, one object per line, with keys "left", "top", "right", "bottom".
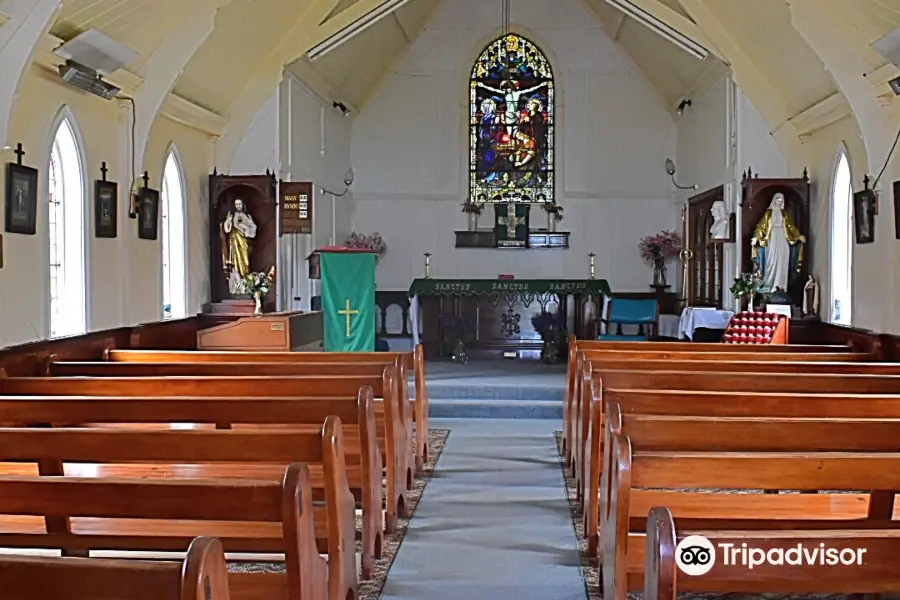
{"left": 408, "top": 278, "right": 611, "bottom": 357}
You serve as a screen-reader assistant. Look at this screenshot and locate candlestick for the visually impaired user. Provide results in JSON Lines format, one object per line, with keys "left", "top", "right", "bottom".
{"left": 423, "top": 252, "right": 432, "bottom": 279}
{"left": 676, "top": 248, "right": 693, "bottom": 314}
{"left": 588, "top": 252, "right": 596, "bottom": 280}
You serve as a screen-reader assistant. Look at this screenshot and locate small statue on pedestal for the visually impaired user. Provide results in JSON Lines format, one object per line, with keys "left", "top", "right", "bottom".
{"left": 803, "top": 275, "right": 819, "bottom": 318}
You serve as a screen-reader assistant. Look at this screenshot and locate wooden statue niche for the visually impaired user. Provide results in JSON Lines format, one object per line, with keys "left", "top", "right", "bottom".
{"left": 741, "top": 168, "right": 811, "bottom": 308}
{"left": 208, "top": 172, "right": 277, "bottom": 312}
{"left": 687, "top": 185, "right": 725, "bottom": 308}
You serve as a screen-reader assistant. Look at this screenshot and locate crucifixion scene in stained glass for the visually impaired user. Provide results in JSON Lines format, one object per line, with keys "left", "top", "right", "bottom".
{"left": 469, "top": 33, "right": 554, "bottom": 204}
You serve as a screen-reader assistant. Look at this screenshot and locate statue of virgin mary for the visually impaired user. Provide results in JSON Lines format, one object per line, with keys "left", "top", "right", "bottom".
{"left": 750, "top": 193, "right": 806, "bottom": 294}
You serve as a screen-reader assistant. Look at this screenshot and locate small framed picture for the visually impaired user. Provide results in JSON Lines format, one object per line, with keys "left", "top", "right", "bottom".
{"left": 893, "top": 180, "right": 900, "bottom": 240}
{"left": 4, "top": 162, "right": 38, "bottom": 235}
{"left": 853, "top": 189, "right": 876, "bottom": 244}
{"left": 138, "top": 187, "right": 159, "bottom": 240}
{"left": 94, "top": 180, "right": 118, "bottom": 238}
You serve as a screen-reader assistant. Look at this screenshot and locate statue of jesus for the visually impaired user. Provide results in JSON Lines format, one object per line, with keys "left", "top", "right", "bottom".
{"left": 750, "top": 193, "right": 806, "bottom": 294}
{"left": 221, "top": 199, "right": 258, "bottom": 294}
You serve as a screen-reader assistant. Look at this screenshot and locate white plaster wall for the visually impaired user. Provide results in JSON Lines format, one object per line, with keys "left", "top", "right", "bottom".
{"left": 350, "top": 0, "right": 678, "bottom": 293}
{"left": 230, "top": 92, "right": 278, "bottom": 175}
{"left": 675, "top": 75, "right": 730, "bottom": 193}
{"left": 738, "top": 91, "right": 788, "bottom": 180}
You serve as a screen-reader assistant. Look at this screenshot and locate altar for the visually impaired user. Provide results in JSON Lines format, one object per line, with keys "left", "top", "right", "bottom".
{"left": 408, "top": 278, "right": 610, "bottom": 359}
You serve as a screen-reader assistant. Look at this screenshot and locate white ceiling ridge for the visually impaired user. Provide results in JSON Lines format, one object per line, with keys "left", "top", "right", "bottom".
{"left": 32, "top": 31, "right": 226, "bottom": 137}
{"left": 307, "top": 0, "right": 413, "bottom": 60}
{"left": 786, "top": 91, "right": 852, "bottom": 138}
{"left": 0, "top": 11, "right": 11, "bottom": 27}
{"left": 603, "top": 0, "right": 725, "bottom": 61}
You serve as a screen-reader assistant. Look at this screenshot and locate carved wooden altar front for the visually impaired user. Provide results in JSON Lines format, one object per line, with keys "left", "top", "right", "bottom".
{"left": 208, "top": 172, "right": 278, "bottom": 312}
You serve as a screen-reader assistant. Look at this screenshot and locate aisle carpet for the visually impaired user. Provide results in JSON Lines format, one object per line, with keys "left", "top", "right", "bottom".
{"left": 554, "top": 431, "right": 894, "bottom": 600}
{"left": 228, "top": 429, "right": 449, "bottom": 600}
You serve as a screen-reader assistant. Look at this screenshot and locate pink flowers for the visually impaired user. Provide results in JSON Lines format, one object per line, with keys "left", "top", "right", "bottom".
{"left": 638, "top": 230, "right": 682, "bottom": 264}
{"left": 345, "top": 232, "right": 387, "bottom": 255}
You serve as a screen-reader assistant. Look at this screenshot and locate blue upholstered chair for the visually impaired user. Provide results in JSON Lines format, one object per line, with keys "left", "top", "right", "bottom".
{"left": 598, "top": 297, "right": 659, "bottom": 341}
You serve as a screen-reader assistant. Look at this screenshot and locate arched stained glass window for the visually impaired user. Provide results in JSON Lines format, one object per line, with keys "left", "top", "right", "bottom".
{"left": 469, "top": 33, "right": 554, "bottom": 203}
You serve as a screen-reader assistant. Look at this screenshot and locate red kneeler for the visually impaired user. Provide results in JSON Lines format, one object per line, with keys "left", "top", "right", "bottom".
{"left": 721, "top": 311, "right": 789, "bottom": 344}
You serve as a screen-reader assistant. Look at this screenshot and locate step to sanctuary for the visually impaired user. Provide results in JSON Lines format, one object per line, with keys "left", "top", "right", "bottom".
{"left": 410, "top": 360, "right": 565, "bottom": 419}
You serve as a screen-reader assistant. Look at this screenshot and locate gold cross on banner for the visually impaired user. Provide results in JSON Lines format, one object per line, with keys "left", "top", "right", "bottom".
{"left": 337, "top": 299, "right": 360, "bottom": 337}
{"left": 497, "top": 202, "right": 523, "bottom": 238}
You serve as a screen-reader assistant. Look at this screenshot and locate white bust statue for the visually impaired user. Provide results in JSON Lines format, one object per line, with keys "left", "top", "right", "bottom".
{"left": 710, "top": 200, "right": 729, "bottom": 240}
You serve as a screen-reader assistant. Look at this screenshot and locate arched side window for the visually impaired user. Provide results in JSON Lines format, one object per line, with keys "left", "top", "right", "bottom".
{"left": 469, "top": 33, "right": 554, "bottom": 203}
{"left": 161, "top": 149, "right": 187, "bottom": 319}
{"left": 829, "top": 149, "right": 853, "bottom": 325}
{"left": 48, "top": 115, "right": 87, "bottom": 338}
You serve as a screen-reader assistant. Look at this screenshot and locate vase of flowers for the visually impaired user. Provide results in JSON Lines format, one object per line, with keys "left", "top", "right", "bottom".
{"left": 461, "top": 198, "right": 485, "bottom": 231}
{"left": 531, "top": 311, "right": 567, "bottom": 364}
{"left": 345, "top": 232, "right": 387, "bottom": 263}
{"left": 440, "top": 314, "right": 473, "bottom": 363}
{"left": 639, "top": 230, "right": 682, "bottom": 287}
{"left": 730, "top": 271, "right": 763, "bottom": 311}
{"left": 542, "top": 203, "right": 563, "bottom": 232}
{"left": 241, "top": 266, "right": 276, "bottom": 315}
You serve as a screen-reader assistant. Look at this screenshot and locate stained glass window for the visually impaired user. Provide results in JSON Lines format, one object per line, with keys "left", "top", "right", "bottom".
{"left": 470, "top": 33, "right": 554, "bottom": 204}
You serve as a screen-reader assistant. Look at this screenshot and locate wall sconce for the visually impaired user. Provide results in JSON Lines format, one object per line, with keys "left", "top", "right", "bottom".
{"left": 676, "top": 99, "right": 692, "bottom": 114}
{"left": 665, "top": 158, "right": 699, "bottom": 190}
{"left": 333, "top": 101, "right": 350, "bottom": 116}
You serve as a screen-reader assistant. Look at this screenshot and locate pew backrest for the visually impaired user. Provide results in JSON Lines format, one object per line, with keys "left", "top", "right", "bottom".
{"left": 0, "top": 536, "right": 230, "bottom": 600}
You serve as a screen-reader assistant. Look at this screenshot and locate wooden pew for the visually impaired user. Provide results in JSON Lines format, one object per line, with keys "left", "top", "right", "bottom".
{"left": 584, "top": 395, "right": 900, "bottom": 556}
{"left": 0, "top": 463, "right": 336, "bottom": 600}
{"left": 571, "top": 366, "right": 900, "bottom": 496}
{"left": 0, "top": 424, "right": 365, "bottom": 581}
{"left": 0, "top": 391, "right": 382, "bottom": 572}
{"left": 101, "top": 346, "right": 431, "bottom": 471}
{"left": 604, "top": 434, "right": 900, "bottom": 600}
{"left": 0, "top": 373, "right": 409, "bottom": 531}
{"left": 645, "top": 507, "right": 900, "bottom": 600}
{"left": 563, "top": 346, "right": 868, "bottom": 464}
{"left": 47, "top": 358, "right": 425, "bottom": 479}
{"left": 0, "top": 536, "right": 230, "bottom": 600}
{"left": 563, "top": 336, "right": 853, "bottom": 453}
{"left": 568, "top": 354, "right": 894, "bottom": 476}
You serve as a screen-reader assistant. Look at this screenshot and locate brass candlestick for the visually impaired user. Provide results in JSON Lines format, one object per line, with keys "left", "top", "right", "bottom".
{"left": 588, "top": 252, "right": 596, "bottom": 280}
{"left": 423, "top": 252, "right": 432, "bottom": 278}
{"left": 676, "top": 248, "right": 693, "bottom": 313}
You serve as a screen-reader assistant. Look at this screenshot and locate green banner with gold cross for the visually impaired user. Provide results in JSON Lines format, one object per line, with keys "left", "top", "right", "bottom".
{"left": 494, "top": 202, "right": 530, "bottom": 248}
{"left": 320, "top": 251, "right": 376, "bottom": 351}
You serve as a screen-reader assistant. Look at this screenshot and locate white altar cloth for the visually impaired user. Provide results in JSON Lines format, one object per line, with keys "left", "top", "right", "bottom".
{"left": 678, "top": 307, "right": 734, "bottom": 340}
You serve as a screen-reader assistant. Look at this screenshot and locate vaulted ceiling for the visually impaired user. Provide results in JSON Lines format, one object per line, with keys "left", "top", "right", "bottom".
{"left": 16, "top": 0, "right": 900, "bottom": 161}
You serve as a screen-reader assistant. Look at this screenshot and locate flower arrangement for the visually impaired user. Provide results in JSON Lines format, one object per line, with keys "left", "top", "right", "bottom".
{"left": 241, "top": 266, "right": 275, "bottom": 314}
{"left": 638, "top": 230, "right": 682, "bottom": 264}
{"left": 541, "top": 202, "right": 564, "bottom": 222}
{"left": 531, "top": 311, "right": 567, "bottom": 364}
{"left": 461, "top": 198, "right": 486, "bottom": 215}
{"left": 345, "top": 232, "right": 387, "bottom": 256}
{"left": 730, "top": 271, "right": 763, "bottom": 309}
